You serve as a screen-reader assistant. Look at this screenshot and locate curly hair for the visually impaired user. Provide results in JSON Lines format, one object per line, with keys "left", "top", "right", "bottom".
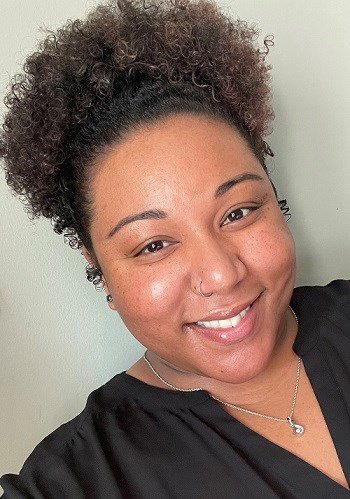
{"left": 0, "top": 0, "right": 279, "bottom": 290}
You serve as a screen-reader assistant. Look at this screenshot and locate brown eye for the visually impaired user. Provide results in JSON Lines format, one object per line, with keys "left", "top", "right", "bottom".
{"left": 137, "top": 240, "right": 174, "bottom": 256}
{"left": 143, "top": 241, "right": 164, "bottom": 254}
{"left": 222, "top": 208, "right": 251, "bottom": 226}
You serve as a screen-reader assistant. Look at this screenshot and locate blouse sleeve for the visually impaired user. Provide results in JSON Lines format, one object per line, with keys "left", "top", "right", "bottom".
{"left": 0, "top": 447, "right": 89, "bottom": 498}
{"left": 0, "top": 412, "right": 124, "bottom": 499}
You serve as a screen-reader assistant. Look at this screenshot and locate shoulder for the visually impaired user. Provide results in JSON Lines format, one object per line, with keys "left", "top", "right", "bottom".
{"left": 292, "top": 279, "right": 350, "bottom": 317}
{"left": 291, "top": 279, "right": 350, "bottom": 353}
{"left": 0, "top": 372, "right": 133, "bottom": 498}
{"left": 0, "top": 371, "right": 204, "bottom": 497}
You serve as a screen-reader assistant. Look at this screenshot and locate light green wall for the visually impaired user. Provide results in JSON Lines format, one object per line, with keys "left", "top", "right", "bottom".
{"left": 1, "top": 0, "right": 349, "bottom": 484}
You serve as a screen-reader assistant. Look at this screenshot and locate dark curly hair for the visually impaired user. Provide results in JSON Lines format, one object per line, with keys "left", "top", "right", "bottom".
{"left": 0, "top": 0, "right": 285, "bottom": 290}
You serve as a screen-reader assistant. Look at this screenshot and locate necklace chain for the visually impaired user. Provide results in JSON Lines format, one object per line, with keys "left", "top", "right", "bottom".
{"left": 209, "top": 357, "right": 301, "bottom": 423}
{"left": 143, "top": 305, "right": 305, "bottom": 436}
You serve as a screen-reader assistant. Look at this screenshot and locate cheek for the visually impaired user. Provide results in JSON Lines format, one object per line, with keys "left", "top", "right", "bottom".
{"left": 243, "top": 220, "right": 296, "bottom": 277}
{"left": 110, "top": 265, "right": 184, "bottom": 325}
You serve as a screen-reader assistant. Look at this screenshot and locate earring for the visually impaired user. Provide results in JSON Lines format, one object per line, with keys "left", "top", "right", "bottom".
{"left": 106, "top": 294, "right": 113, "bottom": 302}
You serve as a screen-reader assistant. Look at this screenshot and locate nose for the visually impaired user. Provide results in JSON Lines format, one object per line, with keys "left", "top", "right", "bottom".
{"left": 190, "top": 234, "right": 246, "bottom": 297}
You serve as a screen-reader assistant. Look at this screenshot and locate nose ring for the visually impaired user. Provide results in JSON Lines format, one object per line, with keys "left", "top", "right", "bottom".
{"left": 199, "top": 280, "right": 213, "bottom": 298}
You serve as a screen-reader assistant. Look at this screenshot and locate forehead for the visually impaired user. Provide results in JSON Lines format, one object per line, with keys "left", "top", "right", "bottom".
{"left": 92, "top": 113, "right": 265, "bottom": 188}
{"left": 89, "top": 114, "right": 268, "bottom": 230}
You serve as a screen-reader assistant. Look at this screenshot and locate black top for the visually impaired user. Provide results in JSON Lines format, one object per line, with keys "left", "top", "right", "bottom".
{"left": 1, "top": 280, "right": 350, "bottom": 499}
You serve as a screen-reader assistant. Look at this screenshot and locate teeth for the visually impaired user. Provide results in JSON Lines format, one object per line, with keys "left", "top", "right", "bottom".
{"left": 197, "top": 305, "right": 250, "bottom": 329}
{"left": 218, "top": 319, "right": 232, "bottom": 328}
{"left": 240, "top": 308, "right": 247, "bottom": 319}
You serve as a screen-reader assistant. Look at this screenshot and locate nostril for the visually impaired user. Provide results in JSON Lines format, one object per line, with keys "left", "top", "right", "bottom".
{"left": 198, "top": 258, "right": 247, "bottom": 296}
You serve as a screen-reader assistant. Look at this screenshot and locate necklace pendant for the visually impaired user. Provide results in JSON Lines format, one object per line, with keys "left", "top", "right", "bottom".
{"left": 286, "top": 417, "right": 304, "bottom": 436}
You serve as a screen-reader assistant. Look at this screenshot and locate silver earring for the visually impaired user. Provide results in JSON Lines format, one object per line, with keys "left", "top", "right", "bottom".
{"left": 106, "top": 294, "right": 113, "bottom": 302}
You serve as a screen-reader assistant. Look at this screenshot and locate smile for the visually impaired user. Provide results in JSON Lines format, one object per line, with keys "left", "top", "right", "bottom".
{"left": 196, "top": 305, "right": 251, "bottom": 329}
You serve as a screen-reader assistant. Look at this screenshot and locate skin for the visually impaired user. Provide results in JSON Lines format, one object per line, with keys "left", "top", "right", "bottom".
{"left": 81, "top": 114, "right": 350, "bottom": 488}
{"left": 83, "top": 113, "right": 297, "bottom": 400}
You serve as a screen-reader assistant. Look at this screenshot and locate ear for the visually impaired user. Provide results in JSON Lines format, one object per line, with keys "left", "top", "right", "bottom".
{"left": 80, "top": 247, "right": 117, "bottom": 311}
{"left": 80, "top": 246, "right": 94, "bottom": 266}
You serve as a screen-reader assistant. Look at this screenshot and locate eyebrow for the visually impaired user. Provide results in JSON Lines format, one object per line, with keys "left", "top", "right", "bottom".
{"left": 107, "top": 172, "right": 264, "bottom": 239}
{"left": 107, "top": 209, "right": 167, "bottom": 238}
{"left": 215, "top": 172, "right": 264, "bottom": 198}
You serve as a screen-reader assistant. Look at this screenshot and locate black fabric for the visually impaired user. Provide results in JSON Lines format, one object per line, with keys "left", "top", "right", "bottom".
{"left": 1, "top": 280, "right": 350, "bottom": 498}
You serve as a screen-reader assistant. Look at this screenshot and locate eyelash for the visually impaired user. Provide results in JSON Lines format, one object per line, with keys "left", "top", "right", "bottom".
{"left": 135, "top": 206, "right": 258, "bottom": 257}
{"left": 136, "top": 240, "right": 173, "bottom": 256}
{"left": 221, "top": 206, "right": 256, "bottom": 226}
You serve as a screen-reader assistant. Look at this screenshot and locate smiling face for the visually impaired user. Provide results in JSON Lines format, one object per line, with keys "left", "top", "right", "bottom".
{"left": 87, "top": 113, "right": 296, "bottom": 384}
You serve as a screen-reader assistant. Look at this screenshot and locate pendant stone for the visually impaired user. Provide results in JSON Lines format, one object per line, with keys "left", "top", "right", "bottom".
{"left": 286, "top": 417, "right": 304, "bottom": 436}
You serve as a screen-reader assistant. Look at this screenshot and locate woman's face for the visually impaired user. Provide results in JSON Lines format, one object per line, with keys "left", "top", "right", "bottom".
{"left": 88, "top": 114, "right": 296, "bottom": 383}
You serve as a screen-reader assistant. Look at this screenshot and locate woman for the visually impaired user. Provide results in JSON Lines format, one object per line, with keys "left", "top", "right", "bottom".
{"left": 1, "top": 0, "right": 349, "bottom": 497}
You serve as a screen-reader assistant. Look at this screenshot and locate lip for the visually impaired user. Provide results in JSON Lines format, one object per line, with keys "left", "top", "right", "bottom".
{"left": 194, "top": 296, "right": 259, "bottom": 323}
{"left": 186, "top": 294, "right": 260, "bottom": 345}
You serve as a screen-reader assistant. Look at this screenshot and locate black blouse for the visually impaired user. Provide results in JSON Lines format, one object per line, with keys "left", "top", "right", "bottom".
{"left": 1, "top": 280, "right": 350, "bottom": 498}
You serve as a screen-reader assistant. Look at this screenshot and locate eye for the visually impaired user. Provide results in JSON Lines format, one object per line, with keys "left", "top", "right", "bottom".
{"left": 136, "top": 240, "right": 172, "bottom": 256}
{"left": 221, "top": 207, "right": 251, "bottom": 226}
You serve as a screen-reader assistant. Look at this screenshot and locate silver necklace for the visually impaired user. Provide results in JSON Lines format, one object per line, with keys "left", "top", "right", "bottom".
{"left": 143, "top": 305, "right": 305, "bottom": 437}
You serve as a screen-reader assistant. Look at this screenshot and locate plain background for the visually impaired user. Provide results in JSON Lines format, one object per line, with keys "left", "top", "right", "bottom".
{"left": 0, "top": 0, "right": 349, "bottom": 486}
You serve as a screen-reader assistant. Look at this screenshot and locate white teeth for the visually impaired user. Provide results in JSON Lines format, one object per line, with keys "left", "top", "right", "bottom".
{"left": 219, "top": 319, "right": 233, "bottom": 328}
{"left": 230, "top": 315, "right": 241, "bottom": 327}
{"left": 197, "top": 305, "right": 250, "bottom": 329}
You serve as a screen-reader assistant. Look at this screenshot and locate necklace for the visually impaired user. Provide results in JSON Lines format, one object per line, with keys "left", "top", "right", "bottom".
{"left": 143, "top": 305, "right": 305, "bottom": 437}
